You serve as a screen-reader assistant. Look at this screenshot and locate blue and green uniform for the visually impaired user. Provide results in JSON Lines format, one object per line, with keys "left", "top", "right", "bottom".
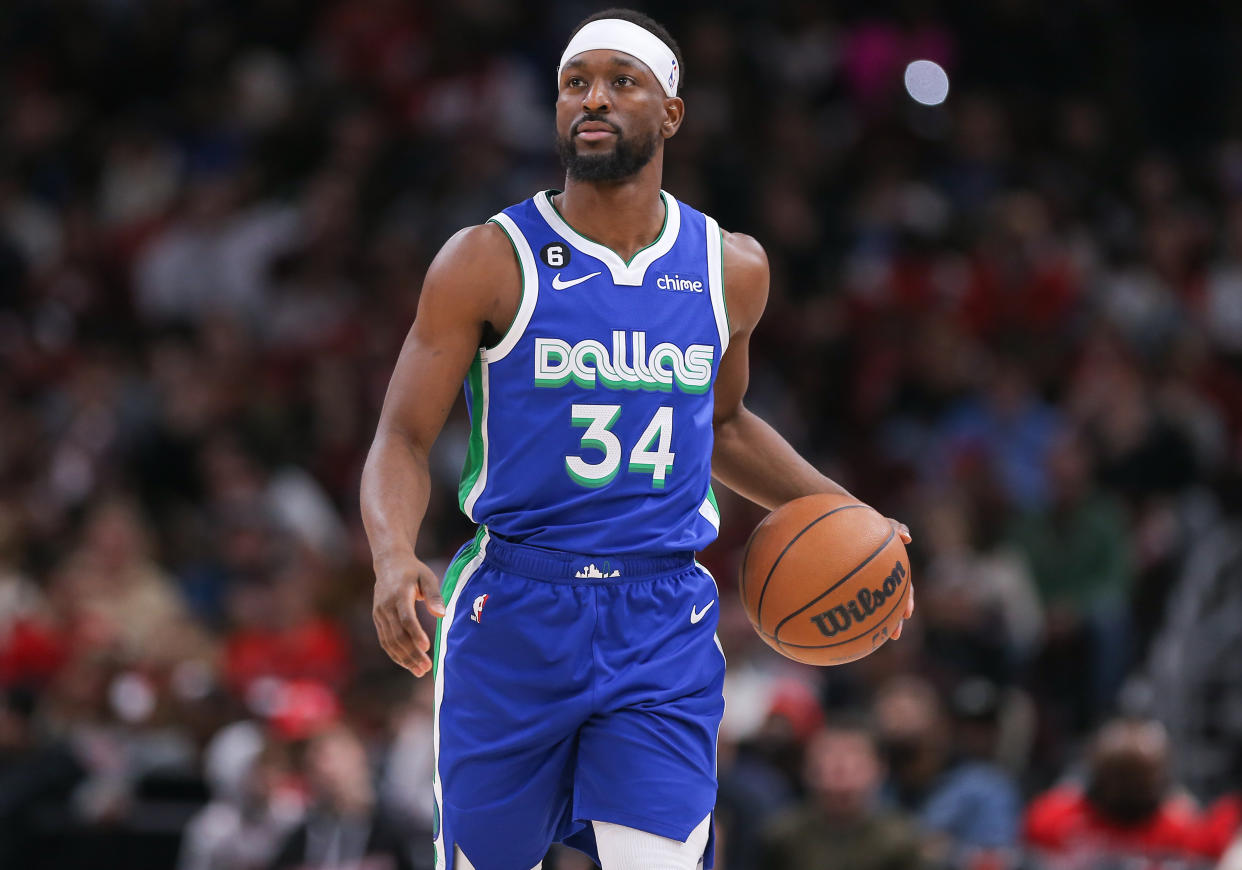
{"left": 433, "top": 189, "right": 730, "bottom": 869}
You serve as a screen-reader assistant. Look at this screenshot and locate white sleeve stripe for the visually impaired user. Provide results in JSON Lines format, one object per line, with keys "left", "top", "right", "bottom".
{"left": 698, "top": 495, "right": 720, "bottom": 531}
{"left": 704, "top": 215, "right": 729, "bottom": 354}
{"left": 460, "top": 355, "right": 489, "bottom": 521}
{"left": 485, "top": 213, "right": 540, "bottom": 363}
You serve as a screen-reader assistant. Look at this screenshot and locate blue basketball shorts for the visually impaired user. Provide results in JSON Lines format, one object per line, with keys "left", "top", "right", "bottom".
{"left": 430, "top": 527, "right": 726, "bottom": 870}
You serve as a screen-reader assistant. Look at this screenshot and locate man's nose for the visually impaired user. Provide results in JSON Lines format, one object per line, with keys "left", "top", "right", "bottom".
{"left": 582, "top": 78, "right": 610, "bottom": 113}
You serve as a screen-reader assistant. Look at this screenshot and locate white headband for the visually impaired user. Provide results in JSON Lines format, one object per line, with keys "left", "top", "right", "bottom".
{"left": 558, "top": 19, "right": 679, "bottom": 98}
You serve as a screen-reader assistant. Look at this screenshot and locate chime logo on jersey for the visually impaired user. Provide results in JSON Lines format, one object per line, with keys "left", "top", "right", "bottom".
{"left": 655, "top": 273, "right": 704, "bottom": 293}
{"left": 533, "top": 330, "right": 713, "bottom": 394}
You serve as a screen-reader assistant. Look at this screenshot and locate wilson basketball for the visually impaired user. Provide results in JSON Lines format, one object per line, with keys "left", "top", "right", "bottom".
{"left": 740, "top": 492, "right": 911, "bottom": 666}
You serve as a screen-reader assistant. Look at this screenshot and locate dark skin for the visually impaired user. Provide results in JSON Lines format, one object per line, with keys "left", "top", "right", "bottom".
{"left": 361, "top": 49, "right": 914, "bottom": 676}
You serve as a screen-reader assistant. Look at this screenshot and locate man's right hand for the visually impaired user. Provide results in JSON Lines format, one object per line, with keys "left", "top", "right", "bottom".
{"left": 372, "top": 553, "right": 446, "bottom": 677}
{"left": 360, "top": 223, "right": 515, "bottom": 678}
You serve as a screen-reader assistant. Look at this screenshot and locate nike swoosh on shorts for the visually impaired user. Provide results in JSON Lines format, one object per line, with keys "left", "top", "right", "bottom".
{"left": 690, "top": 601, "right": 715, "bottom": 624}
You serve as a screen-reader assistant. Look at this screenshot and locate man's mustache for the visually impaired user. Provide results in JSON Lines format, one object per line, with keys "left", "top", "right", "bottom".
{"left": 572, "top": 116, "right": 621, "bottom": 135}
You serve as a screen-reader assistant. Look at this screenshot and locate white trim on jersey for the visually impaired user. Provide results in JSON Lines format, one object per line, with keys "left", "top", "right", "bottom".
{"left": 461, "top": 212, "right": 540, "bottom": 521}
{"left": 461, "top": 356, "right": 490, "bottom": 522}
{"left": 432, "top": 533, "right": 490, "bottom": 870}
{"left": 534, "top": 189, "right": 683, "bottom": 287}
{"left": 485, "top": 212, "right": 541, "bottom": 363}
{"left": 698, "top": 495, "right": 720, "bottom": 532}
{"left": 703, "top": 216, "right": 730, "bottom": 353}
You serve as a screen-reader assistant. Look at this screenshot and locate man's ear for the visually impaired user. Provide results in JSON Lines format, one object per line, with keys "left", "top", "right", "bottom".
{"left": 661, "top": 97, "right": 685, "bottom": 139}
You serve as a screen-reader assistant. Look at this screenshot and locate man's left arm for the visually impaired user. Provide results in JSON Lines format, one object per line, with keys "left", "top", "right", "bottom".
{"left": 710, "top": 231, "right": 914, "bottom": 625}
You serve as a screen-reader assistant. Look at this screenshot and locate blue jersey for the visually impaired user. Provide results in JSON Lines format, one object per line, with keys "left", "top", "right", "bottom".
{"left": 457, "top": 189, "right": 729, "bottom": 554}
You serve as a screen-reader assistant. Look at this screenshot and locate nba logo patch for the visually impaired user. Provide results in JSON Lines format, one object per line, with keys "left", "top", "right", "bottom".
{"left": 668, "top": 59, "right": 677, "bottom": 90}
{"left": 471, "top": 593, "right": 489, "bottom": 623}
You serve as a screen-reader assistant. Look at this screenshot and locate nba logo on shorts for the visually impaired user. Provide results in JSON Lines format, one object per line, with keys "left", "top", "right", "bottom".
{"left": 471, "top": 593, "right": 489, "bottom": 622}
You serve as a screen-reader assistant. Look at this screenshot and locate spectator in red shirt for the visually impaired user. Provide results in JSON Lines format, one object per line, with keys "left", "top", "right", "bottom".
{"left": 1189, "top": 792, "right": 1241, "bottom": 861}
{"left": 1024, "top": 718, "right": 1203, "bottom": 867}
{"left": 223, "top": 547, "right": 350, "bottom": 700}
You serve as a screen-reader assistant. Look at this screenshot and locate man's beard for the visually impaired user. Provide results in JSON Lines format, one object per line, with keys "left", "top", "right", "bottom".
{"left": 556, "top": 121, "right": 660, "bottom": 183}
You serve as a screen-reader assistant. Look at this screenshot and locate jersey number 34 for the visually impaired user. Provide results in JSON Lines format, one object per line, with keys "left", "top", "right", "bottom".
{"left": 566, "top": 404, "right": 673, "bottom": 489}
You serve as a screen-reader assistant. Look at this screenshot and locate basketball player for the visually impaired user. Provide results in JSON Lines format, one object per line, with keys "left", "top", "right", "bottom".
{"left": 360, "top": 10, "right": 914, "bottom": 869}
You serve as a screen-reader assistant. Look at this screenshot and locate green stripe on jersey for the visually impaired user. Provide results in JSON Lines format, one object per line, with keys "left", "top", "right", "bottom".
{"left": 457, "top": 354, "right": 486, "bottom": 515}
{"left": 431, "top": 527, "right": 486, "bottom": 680}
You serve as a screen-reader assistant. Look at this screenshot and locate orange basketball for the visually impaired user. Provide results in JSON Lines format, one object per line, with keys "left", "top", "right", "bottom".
{"left": 740, "top": 492, "right": 912, "bottom": 666}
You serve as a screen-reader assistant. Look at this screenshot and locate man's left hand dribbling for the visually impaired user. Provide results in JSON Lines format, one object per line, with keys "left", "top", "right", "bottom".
{"left": 888, "top": 518, "right": 915, "bottom": 639}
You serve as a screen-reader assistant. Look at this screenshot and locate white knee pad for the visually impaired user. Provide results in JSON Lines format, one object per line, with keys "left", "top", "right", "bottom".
{"left": 592, "top": 814, "right": 711, "bottom": 870}
{"left": 453, "top": 844, "right": 540, "bottom": 870}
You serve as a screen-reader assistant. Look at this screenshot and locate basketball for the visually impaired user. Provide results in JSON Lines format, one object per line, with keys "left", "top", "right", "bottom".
{"left": 740, "top": 493, "right": 912, "bottom": 666}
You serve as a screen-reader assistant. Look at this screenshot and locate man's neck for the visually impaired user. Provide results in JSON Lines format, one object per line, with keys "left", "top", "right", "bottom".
{"left": 554, "top": 161, "right": 667, "bottom": 262}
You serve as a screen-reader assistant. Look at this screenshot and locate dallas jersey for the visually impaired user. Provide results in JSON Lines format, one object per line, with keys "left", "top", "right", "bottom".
{"left": 457, "top": 189, "right": 729, "bottom": 554}
{"left": 435, "top": 189, "right": 729, "bottom": 868}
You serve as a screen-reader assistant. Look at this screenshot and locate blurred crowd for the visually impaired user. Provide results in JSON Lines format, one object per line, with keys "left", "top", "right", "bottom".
{"left": 2, "top": 0, "right": 1242, "bottom": 868}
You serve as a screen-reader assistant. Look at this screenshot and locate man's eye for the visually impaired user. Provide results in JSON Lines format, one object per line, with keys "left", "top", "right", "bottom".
{"left": 567, "top": 77, "right": 584, "bottom": 87}
{"left": 615, "top": 77, "right": 632, "bottom": 86}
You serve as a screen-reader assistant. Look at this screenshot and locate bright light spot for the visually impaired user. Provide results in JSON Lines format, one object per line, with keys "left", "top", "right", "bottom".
{"left": 904, "top": 60, "right": 949, "bottom": 106}
{"left": 110, "top": 672, "right": 156, "bottom": 723}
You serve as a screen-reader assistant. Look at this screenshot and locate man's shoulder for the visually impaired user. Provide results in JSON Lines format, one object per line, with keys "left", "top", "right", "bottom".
{"left": 438, "top": 221, "right": 514, "bottom": 263}
{"left": 715, "top": 228, "right": 768, "bottom": 331}
{"left": 420, "top": 221, "right": 522, "bottom": 328}
{"left": 425, "top": 222, "right": 520, "bottom": 292}
{"left": 721, "top": 229, "right": 767, "bottom": 270}
{"left": 434, "top": 188, "right": 547, "bottom": 270}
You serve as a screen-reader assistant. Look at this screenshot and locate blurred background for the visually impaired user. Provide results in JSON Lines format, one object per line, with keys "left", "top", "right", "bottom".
{"left": 2, "top": 0, "right": 1242, "bottom": 868}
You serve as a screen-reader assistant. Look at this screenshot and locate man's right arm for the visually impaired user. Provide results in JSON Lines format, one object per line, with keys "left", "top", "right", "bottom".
{"left": 360, "top": 222, "right": 519, "bottom": 677}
